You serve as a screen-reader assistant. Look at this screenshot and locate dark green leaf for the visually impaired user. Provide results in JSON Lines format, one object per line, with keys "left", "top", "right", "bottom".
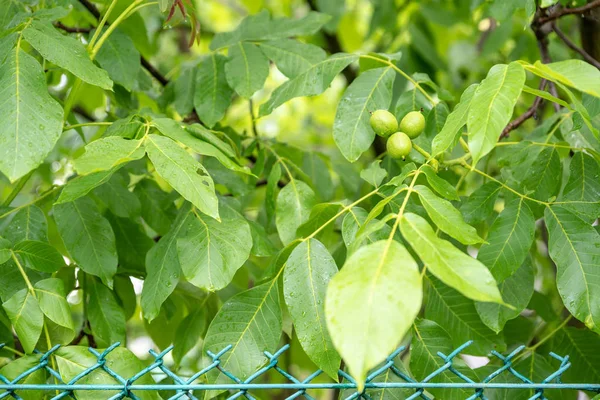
{"left": 193, "top": 53, "right": 233, "bottom": 127}
{"left": 460, "top": 181, "right": 501, "bottom": 224}
{"left": 95, "top": 28, "right": 140, "bottom": 91}
{"left": 173, "top": 309, "right": 206, "bottom": 366}
{"left": 477, "top": 199, "right": 536, "bottom": 282}
{"left": 0, "top": 205, "right": 47, "bottom": 243}
{"left": 87, "top": 276, "right": 126, "bottom": 347}
{"left": 425, "top": 276, "right": 505, "bottom": 355}
{"left": 54, "top": 197, "right": 117, "bottom": 288}
{"left": 545, "top": 205, "right": 600, "bottom": 332}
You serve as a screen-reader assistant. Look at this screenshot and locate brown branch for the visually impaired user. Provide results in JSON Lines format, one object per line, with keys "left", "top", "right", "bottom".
{"left": 501, "top": 79, "right": 547, "bottom": 139}
{"left": 54, "top": 22, "right": 92, "bottom": 33}
{"left": 538, "top": 0, "right": 600, "bottom": 24}
{"left": 552, "top": 23, "right": 600, "bottom": 69}
{"left": 534, "top": 12, "right": 561, "bottom": 112}
{"left": 77, "top": 0, "right": 169, "bottom": 86}
{"left": 141, "top": 57, "right": 169, "bottom": 86}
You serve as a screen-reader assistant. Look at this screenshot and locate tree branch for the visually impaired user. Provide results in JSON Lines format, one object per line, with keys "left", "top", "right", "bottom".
{"left": 54, "top": 22, "right": 92, "bottom": 33}
{"left": 552, "top": 23, "right": 600, "bottom": 69}
{"left": 77, "top": 0, "right": 170, "bottom": 86}
{"left": 538, "top": 0, "right": 600, "bottom": 24}
{"left": 501, "top": 80, "right": 547, "bottom": 139}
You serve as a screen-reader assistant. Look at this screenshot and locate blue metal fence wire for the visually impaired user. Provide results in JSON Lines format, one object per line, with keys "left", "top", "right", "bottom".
{"left": 0, "top": 340, "right": 598, "bottom": 400}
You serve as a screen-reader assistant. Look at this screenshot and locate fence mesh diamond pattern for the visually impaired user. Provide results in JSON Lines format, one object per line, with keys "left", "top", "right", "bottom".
{"left": 1, "top": 340, "right": 599, "bottom": 400}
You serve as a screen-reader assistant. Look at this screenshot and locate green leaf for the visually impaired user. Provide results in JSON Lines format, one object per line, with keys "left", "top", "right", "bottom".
{"left": 259, "top": 53, "right": 358, "bottom": 117}
{"left": 276, "top": 180, "right": 317, "bottom": 245}
{"left": 87, "top": 276, "right": 126, "bottom": 347}
{"left": 95, "top": 28, "right": 141, "bottom": 91}
{"left": 210, "top": 10, "right": 330, "bottom": 49}
{"left": 225, "top": 42, "right": 269, "bottom": 98}
{"left": 420, "top": 165, "right": 458, "bottom": 200}
{"left": 145, "top": 134, "right": 219, "bottom": 220}
{"left": 425, "top": 276, "right": 505, "bottom": 355}
{"left": 415, "top": 185, "right": 483, "bottom": 245}
{"left": 325, "top": 240, "right": 422, "bottom": 390}
{"left": 432, "top": 84, "right": 477, "bottom": 156}
{"left": 258, "top": 39, "right": 326, "bottom": 78}
{"left": 302, "top": 152, "right": 334, "bottom": 201}
{"left": 526, "top": 60, "right": 600, "bottom": 98}
{"left": 360, "top": 160, "right": 388, "bottom": 187}
{"left": 56, "top": 169, "right": 116, "bottom": 204}
{"left": 467, "top": 62, "right": 525, "bottom": 164}
{"left": 248, "top": 220, "right": 277, "bottom": 257}
{"left": 477, "top": 199, "right": 536, "bottom": 282}
{"left": 173, "top": 309, "right": 206, "bottom": 366}
{"left": 53, "top": 197, "right": 118, "bottom": 288}
{"left": 93, "top": 172, "right": 141, "bottom": 218}
{"left": 475, "top": 259, "right": 534, "bottom": 333}
{"left": 133, "top": 179, "right": 177, "bottom": 235}
{"left": 0, "top": 205, "right": 47, "bottom": 243}
{"left": 2, "top": 288, "right": 43, "bottom": 353}
{"left": 559, "top": 152, "right": 600, "bottom": 221}
{"left": 0, "top": 238, "right": 9, "bottom": 264}
{"left": 22, "top": 20, "right": 112, "bottom": 90}
{"left": 106, "top": 213, "right": 153, "bottom": 276}
{"left": 333, "top": 66, "right": 395, "bottom": 161}
{"left": 296, "top": 202, "right": 342, "bottom": 238}
{"left": 141, "top": 204, "right": 193, "bottom": 321}
{"left": 34, "top": 278, "right": 74, "bottom": 330}
{"left": 177, "top": 203, "right": 252, "bottom": 291}
{"left": 55, "top": 346, "right": 160, "bottom": 400}
{"left": 74, "top": 137, "right": 145, "bottom": 175}
{"left": 0, "top": 48, "right": 63, "bottom": 182}
{"left": 551, "top": 327, "right": 600, "bottom": 384}
{"left": 173, "top": 66, "right": 196, "bottom": 115}
{"left": 410, "top": 319, "right": 473, "bottom": 399}
{"left": 521, "top": 147, "right": 561, "bottom": 203}
{"left": 203, "top": 279, "right": 282, "bottom": 385}
{"left": 152, "top": 118, "right": 249, "bottom": 175}
{"left": 460, "top": 181, "right": 501, "bottom": 224}
{"left": 341, "top": 207, "right": 390, "bottom": 248}
{"left": 400, "top": 212, "right": 502, "bottom": 303}
{"left": 545, "top": 205, "right": 600, "bottom": 332}
{"left": 283, "top": 239, "right": 340, "bottom": 379}
{"left": 13, "top": 241, "right": 66, "bottom": 273}
{"left": 193, "top": 53, "right": 233, "bottom": 128}
{"left": 0, "top": 354, "right": 46, "bottom": 400}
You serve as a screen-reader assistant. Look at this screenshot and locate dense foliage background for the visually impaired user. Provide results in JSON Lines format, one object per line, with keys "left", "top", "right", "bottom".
{"left": 1, "top": 0, "right": 600, "bottom": 398}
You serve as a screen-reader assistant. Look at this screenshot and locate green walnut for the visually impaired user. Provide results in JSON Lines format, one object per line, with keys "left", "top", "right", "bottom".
{"left": 399, "top": 111, "right": 425, "bottom": 138}
{"left": 370, "top": 110, "right": 398, "bottom": 138}
{"left": 387, "top": 132, "right": 412, "bottom": 159}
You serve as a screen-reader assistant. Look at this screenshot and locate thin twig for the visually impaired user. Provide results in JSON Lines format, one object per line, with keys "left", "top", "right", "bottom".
{"left": 552, "top": 23, "right": 600, "bottom": 69}
{"left": 501, "top": 79, "right": 547, "bottom": 138}
{"left": 249, "top": 99, "right": 257, "bottom": 137}
{"left": 534, "top": 14, "right": 561, "bottom": 112}
{"left": 476, "top": 18, "right": 497, "bottom": 53}
{"left": 54, "top": 22, "right": 92, "bottom": 33}
{"left": 77, "top": 0, "right": 169, "bottom": 86}
{"left": 538, "top": 0, "right": 600, "bottom": 24}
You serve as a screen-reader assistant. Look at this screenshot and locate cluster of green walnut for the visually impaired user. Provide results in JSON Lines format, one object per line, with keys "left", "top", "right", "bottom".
{"left": 370, "top": 110, "right": 425, "bottom": 158}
